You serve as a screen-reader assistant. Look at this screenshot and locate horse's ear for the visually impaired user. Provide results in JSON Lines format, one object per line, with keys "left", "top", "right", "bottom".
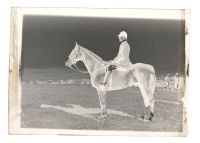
{"left": 75, "top": 41, "right": 78, "bottom": 46}
{"left": 75, "top": 42, "right": 80, "bottom": 50}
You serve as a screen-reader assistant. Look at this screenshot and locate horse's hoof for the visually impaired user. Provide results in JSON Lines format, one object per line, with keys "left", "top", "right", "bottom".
{"left": 150, "top": 112, "right": 154, "bottom": 118}
{"left": 138, "top": 115, "right": 144, "bottom": 121}
{"left": 143, "top": 118, "right": 152, "bottom": 122}
{"left": 138, "top": 115, "right": 153, "bottom": 122}
{"left": 98, "top": 114, "right": 108, "bottom": 123}
{"left": 98, "top": 117, "right": 106, "bottom": 123}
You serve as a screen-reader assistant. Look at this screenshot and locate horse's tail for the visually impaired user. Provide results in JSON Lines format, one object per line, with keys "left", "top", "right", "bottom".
{"left": 150, "top": 73, "right": 156, "bottom": 95}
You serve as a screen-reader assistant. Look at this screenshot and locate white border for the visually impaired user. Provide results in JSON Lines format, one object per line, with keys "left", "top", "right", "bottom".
{"left": 15, "top": 8, "right": 183, "bottom": 20}
{"left": 1, "top": 0, "right": 199, "bottom": 143}
{"left": 10, "top": 0, "right": 191, "bottom": 9}
{"left": 8, "top": 7, "right": 188, "bottom": 136}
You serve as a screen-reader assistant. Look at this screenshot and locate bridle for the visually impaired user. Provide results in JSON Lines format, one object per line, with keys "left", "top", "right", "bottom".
{"left": 67, "top": 50, "right": 89, "bottom": 74}
{"left": 68, "top": 62, "right": 88, "bottom": 74}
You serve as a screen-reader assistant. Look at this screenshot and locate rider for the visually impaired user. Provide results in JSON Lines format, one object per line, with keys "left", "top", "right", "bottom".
{"left": 103, "top": 31, "right": 131, "bottom": 86}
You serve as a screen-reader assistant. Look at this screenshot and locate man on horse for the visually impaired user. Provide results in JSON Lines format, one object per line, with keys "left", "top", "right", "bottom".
{"left": 66, "top": 36, "right": 156, "bottom": 121}
{"left": 103, "top": 31, "right": 132, "bottom": 87}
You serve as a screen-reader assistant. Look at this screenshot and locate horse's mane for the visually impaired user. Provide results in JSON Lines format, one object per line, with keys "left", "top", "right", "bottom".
{"left": 80, "top": 46, "right": 102, "bottom": 62}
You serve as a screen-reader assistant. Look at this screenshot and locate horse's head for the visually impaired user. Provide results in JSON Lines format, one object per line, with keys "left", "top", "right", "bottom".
{"left": 65, "top": 42, "right": 83, "bottom": 67}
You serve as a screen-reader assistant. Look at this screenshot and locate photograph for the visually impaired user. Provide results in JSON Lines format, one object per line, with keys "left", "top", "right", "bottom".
{"left": 9, "top": 8, "right": 189, "bottom": 136}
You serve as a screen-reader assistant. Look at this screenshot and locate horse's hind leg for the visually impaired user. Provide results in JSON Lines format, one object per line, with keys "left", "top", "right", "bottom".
{"left": 97, "top": 90, "right": 107, "bottom": 122}
{"left": 138, "top": 84, "right": 152, "bottom": 121}
{"left": 138, "top": 74, "right": 155, "bottom": 121}
{"left": 148, "top": 74, "right": 156, "bottom": 115}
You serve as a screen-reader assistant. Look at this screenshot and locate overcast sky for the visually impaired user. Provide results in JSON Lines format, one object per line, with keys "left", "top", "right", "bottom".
{"left": 22, "top": 15, "right": 185, "bottom": 73}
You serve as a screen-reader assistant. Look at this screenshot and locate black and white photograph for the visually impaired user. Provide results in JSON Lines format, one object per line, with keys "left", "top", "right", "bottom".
{"left": 9, "top": 8, "right": 189, "bottom": 136}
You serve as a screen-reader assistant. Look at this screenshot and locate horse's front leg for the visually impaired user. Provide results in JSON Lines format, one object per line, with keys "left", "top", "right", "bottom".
{"left": 97, "top": 90, "right": 108, "bottom": 122}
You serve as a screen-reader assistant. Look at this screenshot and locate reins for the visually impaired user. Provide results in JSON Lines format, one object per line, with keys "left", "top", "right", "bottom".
{"left": 69, "top": 63, "right": 89, "bottom": 74}
{"left": 67, "top": 45, "right": 103, "bottom": 74}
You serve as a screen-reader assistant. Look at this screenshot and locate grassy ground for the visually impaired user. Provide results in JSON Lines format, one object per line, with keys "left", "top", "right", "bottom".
{"left": 21, "top": 68, "right": 184, "bottom": 132}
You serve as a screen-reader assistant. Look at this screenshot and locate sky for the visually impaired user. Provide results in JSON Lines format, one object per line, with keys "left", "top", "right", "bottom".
{"left": 21, "top": 15, "right": 185, "bottom": 73}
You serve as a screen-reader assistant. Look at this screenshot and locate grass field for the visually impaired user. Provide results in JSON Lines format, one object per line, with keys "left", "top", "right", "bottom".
{"left": 21, "top": 68, "right": 184, "bottom": 132}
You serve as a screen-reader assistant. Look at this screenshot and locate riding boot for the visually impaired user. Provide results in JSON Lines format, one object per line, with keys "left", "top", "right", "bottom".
{"left": 103, "top": 70, "right": 112, "bottom": 87}
{"left": 103, "top": 65, "right": 117, "bottom": 87}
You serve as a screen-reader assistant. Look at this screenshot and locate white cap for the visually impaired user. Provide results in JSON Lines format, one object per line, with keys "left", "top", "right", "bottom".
{"left": 118, "top": 31, "right": 128, "bottom": 39}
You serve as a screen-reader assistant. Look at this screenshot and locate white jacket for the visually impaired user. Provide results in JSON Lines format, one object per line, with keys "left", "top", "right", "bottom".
{"left": 113, "top": 41, "right": 131, "bottom": 66}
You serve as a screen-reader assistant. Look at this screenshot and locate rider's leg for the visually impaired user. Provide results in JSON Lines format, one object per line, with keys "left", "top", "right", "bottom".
{"left": 103, "top": 65, "right": 117, "bottom": 86}
{"left": 103, "top": 70, "right": 112, "bottom": 86}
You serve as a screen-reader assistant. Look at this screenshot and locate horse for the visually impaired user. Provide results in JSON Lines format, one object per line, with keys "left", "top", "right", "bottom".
{"left": 65, "top": 42, "right": 156, "bottom": 122}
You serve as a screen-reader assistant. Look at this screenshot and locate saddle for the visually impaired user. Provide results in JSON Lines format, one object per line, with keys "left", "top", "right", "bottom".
{"left": 101, "top": 60, "right": 131, "bottom": 72}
